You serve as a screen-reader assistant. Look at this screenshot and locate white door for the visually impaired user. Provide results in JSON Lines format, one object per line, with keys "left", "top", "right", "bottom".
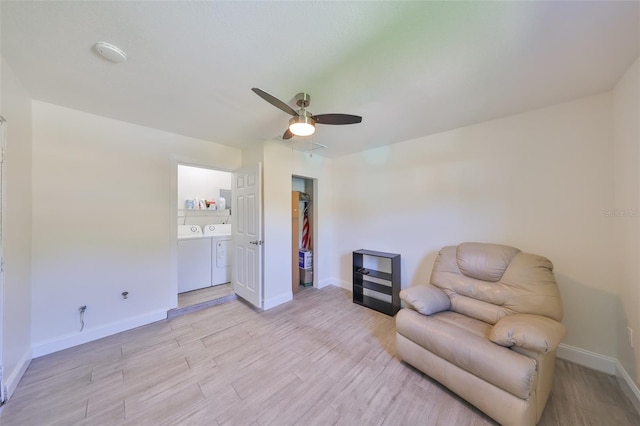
{"left": 232, "top": 163, "right": 263, "bottom": 308}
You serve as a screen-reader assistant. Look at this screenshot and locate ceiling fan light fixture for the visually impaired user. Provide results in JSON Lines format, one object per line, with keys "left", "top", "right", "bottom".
{"left": 289, "top": 115, "right": 316, "bottom": 136}
{"left": 252, "top": 88, "right": 361, "bottom": 140}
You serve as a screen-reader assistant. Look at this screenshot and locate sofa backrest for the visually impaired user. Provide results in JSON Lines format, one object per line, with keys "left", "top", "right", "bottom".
{"left": 430, "top": 242, "right": 563, "bottom": 324}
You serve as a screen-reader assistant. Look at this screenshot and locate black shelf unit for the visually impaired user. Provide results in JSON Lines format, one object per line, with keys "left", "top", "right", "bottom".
{"left": 353, "top": 249, "right": 401, "bottom": 316}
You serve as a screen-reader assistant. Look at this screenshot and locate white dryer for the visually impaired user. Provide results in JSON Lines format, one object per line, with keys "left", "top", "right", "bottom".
{"left": 203, "top": 224, "right": 232, "bottom": 285}
{"left": 177, "top": 225, "right": 212, "bottom": 293}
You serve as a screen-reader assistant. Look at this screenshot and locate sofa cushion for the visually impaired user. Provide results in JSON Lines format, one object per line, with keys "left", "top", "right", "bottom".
{"left": 431, "top": 310, "right": 492, "bottom": 339}
{"left": 456, "top": 242, "right": 521, "bottom": 282}
{"left": 490, "top": 314, "right": 567, "bottom": 354}
{"left": 396, "top": 309, "right": 537, "bottom": 399}
{"left": 400, "top": 285, "right": 450, "bottom": 315}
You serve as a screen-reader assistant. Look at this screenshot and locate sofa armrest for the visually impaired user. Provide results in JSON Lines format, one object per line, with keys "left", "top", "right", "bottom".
{"left": 490, "top": 314, "right": 566, "bottom": 354}
{"left": 399, "top": 285, "right": 451, "bottom": 315}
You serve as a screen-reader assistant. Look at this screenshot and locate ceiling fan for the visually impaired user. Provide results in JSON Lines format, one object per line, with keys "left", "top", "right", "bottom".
{"left": 251, "top": 88, "right": 362, "bottom": 140}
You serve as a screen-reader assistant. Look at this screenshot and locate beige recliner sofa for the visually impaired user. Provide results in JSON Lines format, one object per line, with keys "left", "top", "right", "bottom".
{"left": 396, "top": 242, "right": 565, "bottom": 426}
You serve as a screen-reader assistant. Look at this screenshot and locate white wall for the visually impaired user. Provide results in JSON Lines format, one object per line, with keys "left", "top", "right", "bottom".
{"left": 241, "top": 143, "right": 264, "bottom": 168}
{"left": 262, "top": 140, "right": 334, "bottom": 308}
{"left": 31, "top": 101, "right": 241, "bottom": 356}
{"left": 177, "top": 164, "right": 231, "bottom": 209}
{"left": 0, "top": 57, "right": 33, "bottom": 399}
{"left": 331, "top": 93, "right": 616, "bottom": 357}
{"left": 613, "top": 56, "right": 640, "bottom": 388}
{"left": 177, "top": 165, "right": 232, "bottom": 227}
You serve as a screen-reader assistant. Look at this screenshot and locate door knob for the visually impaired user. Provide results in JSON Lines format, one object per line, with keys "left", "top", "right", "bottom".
{"left": 249, "top": 240, "right": 263, "bottom": 245}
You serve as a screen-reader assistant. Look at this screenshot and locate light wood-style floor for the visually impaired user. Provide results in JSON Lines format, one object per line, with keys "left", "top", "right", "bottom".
{"left": 1, "top": 286, "right": 638, "bottom": 425}
{"left": 178, "top": 284, "right": 234, "bottom": 309}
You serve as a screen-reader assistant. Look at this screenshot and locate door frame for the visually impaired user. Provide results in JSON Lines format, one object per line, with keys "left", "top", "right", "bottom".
{"left": 0, "top": 116, "right": 6, "bottom": 403}
{"left": 292, "top": 174, "right": 318, "bottom": 289}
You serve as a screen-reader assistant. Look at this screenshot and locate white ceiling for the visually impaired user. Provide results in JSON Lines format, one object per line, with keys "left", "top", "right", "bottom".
{"left": 2, "top": 1, "right": 638, "bottom": 158}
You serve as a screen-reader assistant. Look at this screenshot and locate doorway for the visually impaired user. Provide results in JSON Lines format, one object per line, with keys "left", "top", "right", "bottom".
{"left": 292, "top": 175, "right": 315, "bottom": 295}
{"left": 176, "top": 164, "right": 233, "bottom": 311}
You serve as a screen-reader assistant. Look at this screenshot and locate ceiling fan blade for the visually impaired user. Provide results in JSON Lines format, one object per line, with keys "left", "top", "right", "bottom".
{"left": 282, "top": 128, "right": 294, "bottom": 140}
{"left": 251, "top": 88, "right": 298, "bottom": 116}
{"left": 312, "top": 113, "right": 362, "bottom": 125}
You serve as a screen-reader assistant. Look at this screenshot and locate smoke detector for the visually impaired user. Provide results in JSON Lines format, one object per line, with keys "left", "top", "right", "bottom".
{"left": 94, "top": 42, "right": 127, "bottom": 63}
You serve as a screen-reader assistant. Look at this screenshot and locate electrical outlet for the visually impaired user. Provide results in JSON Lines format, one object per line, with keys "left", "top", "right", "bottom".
{"left": 78, "top": 305, "right": 87, "bottom": 332}
{"left": 627, "top": 326, "right": 634, "bottom": 348}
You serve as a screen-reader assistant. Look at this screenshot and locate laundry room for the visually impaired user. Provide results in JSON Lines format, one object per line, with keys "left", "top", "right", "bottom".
{"left": 177, "top": 164, "right": 233, "bottom": 301}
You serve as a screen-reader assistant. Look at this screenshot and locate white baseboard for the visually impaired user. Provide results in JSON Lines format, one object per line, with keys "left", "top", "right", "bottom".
{"left": 263, "top": 292, "right": 292, "bottom": 310}
{"left": 556, "top": 343, "right": 617, "bottom": 374}
{"left": 32, "top": 309, "right": 169, "bottom": 358}
{"left": 616, "top": 360, "right": 640, "bottom": 415}
{"left": 4, "top": 349, "right": 32, "bottom": 401}
{"left": 317, "top": 278, "right": 334, "bottom": 289}
{"left": 331, "top": 279, "right": 352, "bottom": 291}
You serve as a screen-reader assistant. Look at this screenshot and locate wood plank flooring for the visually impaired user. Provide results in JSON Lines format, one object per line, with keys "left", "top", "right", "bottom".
{"left": 1, "top": 286, "right": 638, "bottom": 425}
{"left": 177, "top": 284, "right": 234, "bottom": 309}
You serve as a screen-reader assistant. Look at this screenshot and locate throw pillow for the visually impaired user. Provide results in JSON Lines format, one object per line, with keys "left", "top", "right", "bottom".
{"left": 400, "top": 285, "right": 451, "bottom": 315}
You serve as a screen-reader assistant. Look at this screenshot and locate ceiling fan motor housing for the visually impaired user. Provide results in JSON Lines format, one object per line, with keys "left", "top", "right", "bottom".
{"left": 295, "top": 92, "right": 311, "bottom": 108}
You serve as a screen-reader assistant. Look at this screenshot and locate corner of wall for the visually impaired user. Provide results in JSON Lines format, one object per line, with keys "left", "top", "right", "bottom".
{"left": 3, "top": 348, "right": 31, "bottom": 401}
{"left": 612, "top": 55, "right": 640, "bottom": 395}
{"left": 1, "top": 54, "right": 34, "bottom": 404}
{"left": 616, "top": 359, "right": 640, "bottom": 415}
{"left": 263, "top": 292, "right": 293, "bottom": 310}
{"left": 318, "top": 278, "right": 337, "bottom": 289}
{"left": 331, "top": 279, "right": 352, "bottom": 292}
{"left": 557, "top": 343, "right": 640, "bottom": 412}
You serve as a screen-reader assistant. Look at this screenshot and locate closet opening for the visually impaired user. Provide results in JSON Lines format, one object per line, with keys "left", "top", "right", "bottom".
{"left": 292, "top": 175, "right": 316, "bottom": 295}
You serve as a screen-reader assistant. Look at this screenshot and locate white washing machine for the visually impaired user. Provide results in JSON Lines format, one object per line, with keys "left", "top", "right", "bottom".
{"left": 204, "top": 224, "right": 232, "bottom": 285}
{"left": 177, "top": 225, "right": 212, "bottom": 293}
